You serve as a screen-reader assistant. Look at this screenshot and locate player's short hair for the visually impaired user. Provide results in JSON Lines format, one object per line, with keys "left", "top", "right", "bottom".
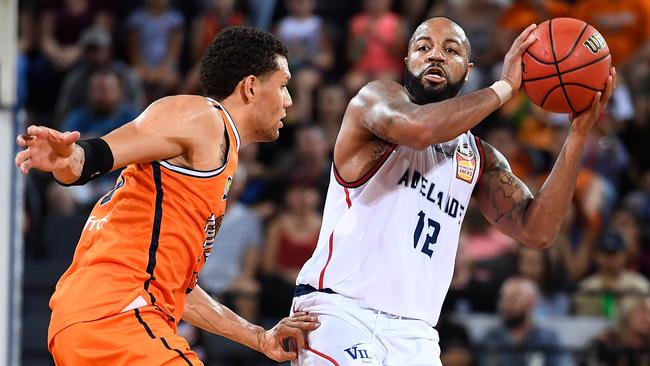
{"left": 200, "top": 26, "right": 288, "bottom": 100}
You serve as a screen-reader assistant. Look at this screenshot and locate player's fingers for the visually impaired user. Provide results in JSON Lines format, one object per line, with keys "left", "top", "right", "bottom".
{"left": 602, "top": 75, "right": 614, "bottom": 103}
{"left": 513, "top": 24, "right": 537, "bottom": 47}
{"left": 15, "top": 149, "right": 31, "bottom": 167}
{"left": 16, "top": 134, "right": 30, "bottom": 147}
{"left": 61, "top": 131, "right": 81, "bottom": 144}
{"left": 20, "top": 159, "right": 33, "bottom": 175}
{"left": 278, "top": 327, "right": 305, "bottom": 348}
{"left": 26, "top": 125, "right": 47, "bottom": 138}
{"left": 517, "top": 35, "right": 537, "bottom": 54}
{"left": 590, "top": 92, "right": 602, "bottom": 114}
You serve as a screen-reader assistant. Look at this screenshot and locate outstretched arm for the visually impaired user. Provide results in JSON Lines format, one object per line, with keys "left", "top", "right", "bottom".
{"left": 15, "top": 95, "right": 222, "bottom": 184}
{"left": 182, "top": 285, "right": 319, "bottom": 362}
{"left": 475, "top": 68, "right": 616, "bottom": 248}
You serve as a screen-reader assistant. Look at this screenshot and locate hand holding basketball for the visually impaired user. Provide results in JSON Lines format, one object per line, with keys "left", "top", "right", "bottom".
{"left": 15, "top": 126, "right": 81, "bottom": 175}
{"left": 522, "top": 18, "right": 612, "bottom": 114}
{"left": 500, "top": 23, "right": 538, "bottom": 90}
{"left": 570, "top": 66, "right": 616, "bottom": 136}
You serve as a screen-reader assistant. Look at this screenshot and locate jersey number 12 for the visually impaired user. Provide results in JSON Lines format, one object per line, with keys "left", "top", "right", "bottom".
{"left": 413, "top": 210, "right": 440, "bottom": 258}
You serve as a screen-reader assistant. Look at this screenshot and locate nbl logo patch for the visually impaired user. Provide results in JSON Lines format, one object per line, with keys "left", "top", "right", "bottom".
{"left": 455, "top": 143, "right": 476, "bottom": 183}
{"left": 223, "top": 176, "right": 233, "bottom": 200}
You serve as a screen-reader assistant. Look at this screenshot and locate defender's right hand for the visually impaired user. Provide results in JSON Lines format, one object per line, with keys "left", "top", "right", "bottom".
{"left": 15, "top": 125, "right": 80, "bottom": 174}
{"left": 500, "top": 24, "right": 538, "bottom": 90}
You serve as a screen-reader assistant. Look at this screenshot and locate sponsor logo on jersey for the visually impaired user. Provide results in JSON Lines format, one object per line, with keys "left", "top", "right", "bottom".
{"left": 344, "top": 343, "right": 374, "bottom": 364}
{"left": 202, "top": 214, "right": 221, "bottom": 260}
{"left": 83, "top": 215, "right": 110, "bottom": 231}
{"left": 455, "top": 143, "right": 476, "bottom": 183}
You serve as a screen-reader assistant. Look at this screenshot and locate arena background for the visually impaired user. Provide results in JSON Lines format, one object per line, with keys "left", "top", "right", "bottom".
{"left": 6, "top": 0, "right": 650, "bottom": 365}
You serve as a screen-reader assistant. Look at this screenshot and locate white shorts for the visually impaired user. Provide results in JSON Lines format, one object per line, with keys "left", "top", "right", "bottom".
{"left": 291, "top": 290, "right": 442, "bottom": 366}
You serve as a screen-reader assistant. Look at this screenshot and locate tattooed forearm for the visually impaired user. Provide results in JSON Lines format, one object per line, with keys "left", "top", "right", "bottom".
{"left": 481, "top": 170, "right": 533, "bottom": 225}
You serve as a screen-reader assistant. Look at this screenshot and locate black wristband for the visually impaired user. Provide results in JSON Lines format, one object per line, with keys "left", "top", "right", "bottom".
{"left": 55, "top": 138, "right": 114, "bottom": 187}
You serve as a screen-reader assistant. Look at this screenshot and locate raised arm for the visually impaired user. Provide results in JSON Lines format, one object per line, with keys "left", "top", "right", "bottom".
{"left": 475, "top": 68, "right": 616, "bottom": 249}
{"left": 182, "top": 285, "right": 319, "bottom": 362}
{"left": 352, "top": 24, "right": 537, "bottom": 150}
{"left": 15, "top": 95, "right": 222, "bottom": 184}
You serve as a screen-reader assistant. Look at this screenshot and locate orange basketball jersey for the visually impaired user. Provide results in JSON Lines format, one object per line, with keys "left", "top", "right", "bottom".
{"left": 48, "top": 98, "right": 240, "bottom": 348}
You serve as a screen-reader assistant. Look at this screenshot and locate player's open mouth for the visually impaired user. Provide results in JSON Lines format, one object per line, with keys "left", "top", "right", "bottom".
{"left": 423, "top": 67, "right": 446, "bottom": 84}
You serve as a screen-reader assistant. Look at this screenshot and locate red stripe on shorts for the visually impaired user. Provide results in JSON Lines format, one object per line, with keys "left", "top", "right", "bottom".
{"left": 306, "top": 346, "right": 341, "bottom": 366}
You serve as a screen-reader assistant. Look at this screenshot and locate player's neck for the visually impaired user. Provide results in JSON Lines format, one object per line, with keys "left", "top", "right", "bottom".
{"left": 217, "top": 97, "right": 252, "bottom": 147}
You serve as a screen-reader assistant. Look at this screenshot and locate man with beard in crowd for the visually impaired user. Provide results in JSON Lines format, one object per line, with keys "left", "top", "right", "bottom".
{"left": 290, "top": 17, "right": 615, "bottom": 365}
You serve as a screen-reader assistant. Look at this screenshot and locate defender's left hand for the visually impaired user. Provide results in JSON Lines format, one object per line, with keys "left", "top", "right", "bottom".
{"left": 570, "top": 67, "right": 616, "bottom": 135}
{"left": 258, "top": 312, "right": 320, "bottom": 361}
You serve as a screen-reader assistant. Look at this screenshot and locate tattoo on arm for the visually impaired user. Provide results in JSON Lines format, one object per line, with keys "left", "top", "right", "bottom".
{"left": 476, "top": 141, "right": 533, "bottom": 231}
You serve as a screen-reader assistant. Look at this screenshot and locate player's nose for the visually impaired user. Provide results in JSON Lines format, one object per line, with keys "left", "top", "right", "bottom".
{"left": 427, "top": 47, "right": 445, "bottom": 62}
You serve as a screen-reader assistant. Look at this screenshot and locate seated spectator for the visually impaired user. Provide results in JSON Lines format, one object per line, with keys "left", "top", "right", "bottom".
{"left": 260, "top": 183, "right": 321, "bottom": 318}
{"left": 437, "top": 309, "right": 473, "bottom": 366}
{"left": 578, "top": 296, "right": 650, "bottom": 365}
{"left": 344, "top": 0, "right": 407, "bottom": 95}
{"left": 126, "top": 0, "right": 184, "bottom": 101}
{"left": 54, "top": 68, "right": 138, "bottom": 209}
{"left": 40, "top": 0, "right": 112, "bottom": 71}
{"left": 56, "top": 26, "right": 144, "bottom": 121}
{"left": 275, "top": 0, "right": 334, "bottom": 124}
{"left": 62, "top": 68, "right": 138, "bottom": 137}
{"left": 516, "top": 245, "right": 570, "bottom": 318}
{"left": 181, "top": 0, "right": 245, "bottom": 94}
{"left": 480, "top": 277, "right": 566, "bottom": 366}
{"left": 314, "top": 84, "right": 347, "bottom": 151}
{"left": 573, "top": 233, "right": 650, "bottom": 318}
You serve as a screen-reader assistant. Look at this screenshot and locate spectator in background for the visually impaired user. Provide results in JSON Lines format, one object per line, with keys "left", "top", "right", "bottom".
{"left": 573, "top": 233, "right": 650, "bottom": 318}
{"left": 275, "top": 0, "right": 334, "bottom": 123}
{"left": 62, "top": 68, "right": 138, "bottom": 137}
{"left": 573, "top": 0, "right": 650, "bottom": 69}
{"left": 480, "top": 277, "right": 566, "bottom": 366}
{"left": 56, "top": 26, "right": 144, "bottom": 121}
{"left": 40, "top": 0, "right": 113, "bottom": 71}
{"left": 437, "top": 309, "right": 474, "bottom": 366}
{"left": 54, "top": 68, "right": 138, "bottom": 210}
{"left": 579, "top": 296, "right": 650, "bottom": 365}
{"left": 315, "top": 84, "right": 347, "bottom": 150}
{"left": 181, "top": 0, "right": 245, "bottom": 94}
{"left": 623, "top": 170, "right": 650, "bottom": 225}
{"left": 198, "top": 167, "right": 263, "bottom": 323}
{"left": 344, "top": 0, "right": 407, "bottom": 95}
{"left": 126, "top": 0, "right": 184, "bottom": 101}
{"left": 516, "top": 245, "right": 570, "bottom": 317}
{"left": 260, "top": 183, "right": 321, "bottom": 319}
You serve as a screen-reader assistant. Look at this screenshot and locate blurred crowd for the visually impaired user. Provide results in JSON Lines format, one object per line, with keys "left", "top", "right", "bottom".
{"left": 16, "top": 0, "right": 650, "bottom": 365}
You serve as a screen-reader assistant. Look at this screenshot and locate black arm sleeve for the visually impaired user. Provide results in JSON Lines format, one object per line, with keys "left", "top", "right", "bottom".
{"left": 54, "top": 138, "right": 114, "bottom": 187}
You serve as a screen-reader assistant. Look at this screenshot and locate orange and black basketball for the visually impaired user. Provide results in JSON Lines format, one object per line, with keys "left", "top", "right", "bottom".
{"left": 522, "top": 18, "right": 611, "bottom": 114}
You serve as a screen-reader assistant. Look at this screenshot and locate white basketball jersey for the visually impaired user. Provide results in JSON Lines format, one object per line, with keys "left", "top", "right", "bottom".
{"left": 296, "top": 132, "right": 485, "bottom": 327}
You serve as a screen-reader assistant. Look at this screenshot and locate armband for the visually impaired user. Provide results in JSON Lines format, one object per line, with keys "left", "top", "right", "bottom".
{"left": 55, "top": 138, "right": 114, "bottom": 186}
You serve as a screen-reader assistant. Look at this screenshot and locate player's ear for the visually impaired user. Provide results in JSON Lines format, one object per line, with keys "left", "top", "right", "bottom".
{"left": 241, "top": 75, "right": 258, "bottom": 103}
{"left": 465, "top": 63, "right": 474, "bottom": 82}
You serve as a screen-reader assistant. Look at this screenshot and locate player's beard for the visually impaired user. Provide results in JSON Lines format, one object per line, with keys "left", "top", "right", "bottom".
{"left": 403, "top": 65, "right": 467, "bottom": 105}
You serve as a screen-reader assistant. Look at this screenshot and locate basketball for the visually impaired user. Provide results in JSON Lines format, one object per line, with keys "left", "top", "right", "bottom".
{"left": 522, "top": 18, "right": 611, "bottom": 114}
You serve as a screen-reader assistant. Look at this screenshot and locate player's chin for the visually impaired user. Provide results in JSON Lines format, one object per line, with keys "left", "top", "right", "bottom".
{"left": 258, "top": 128, "right": 280, "bottom": 142}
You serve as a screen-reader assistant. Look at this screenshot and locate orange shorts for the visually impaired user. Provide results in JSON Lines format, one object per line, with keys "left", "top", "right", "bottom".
{"left": 50, "top": 307, "right": 203, "bottom": 366}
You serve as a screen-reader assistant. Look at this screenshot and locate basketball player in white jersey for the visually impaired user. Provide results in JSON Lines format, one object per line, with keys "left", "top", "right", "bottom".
{"left": 291, "top": 17, "right": 615, "bottom": 365}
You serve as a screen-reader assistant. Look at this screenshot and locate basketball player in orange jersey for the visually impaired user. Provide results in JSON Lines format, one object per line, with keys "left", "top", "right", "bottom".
{"left": 15, "top": 26, "right": 319, "bottom": 365}
{"left": 290, "top": 18, "right": 616, "bottom": 365}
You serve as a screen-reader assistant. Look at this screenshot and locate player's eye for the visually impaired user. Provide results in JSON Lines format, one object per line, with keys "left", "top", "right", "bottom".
{"left": 418, "top": 45, "right": 430, "bottom": 51}
{"left": 446, "top": 48, "right": 458, "bottom": 55}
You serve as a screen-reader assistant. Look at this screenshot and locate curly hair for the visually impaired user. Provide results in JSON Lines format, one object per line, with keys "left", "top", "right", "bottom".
{"left": 200, "top": 26, "right": 288, "bottom": 100}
